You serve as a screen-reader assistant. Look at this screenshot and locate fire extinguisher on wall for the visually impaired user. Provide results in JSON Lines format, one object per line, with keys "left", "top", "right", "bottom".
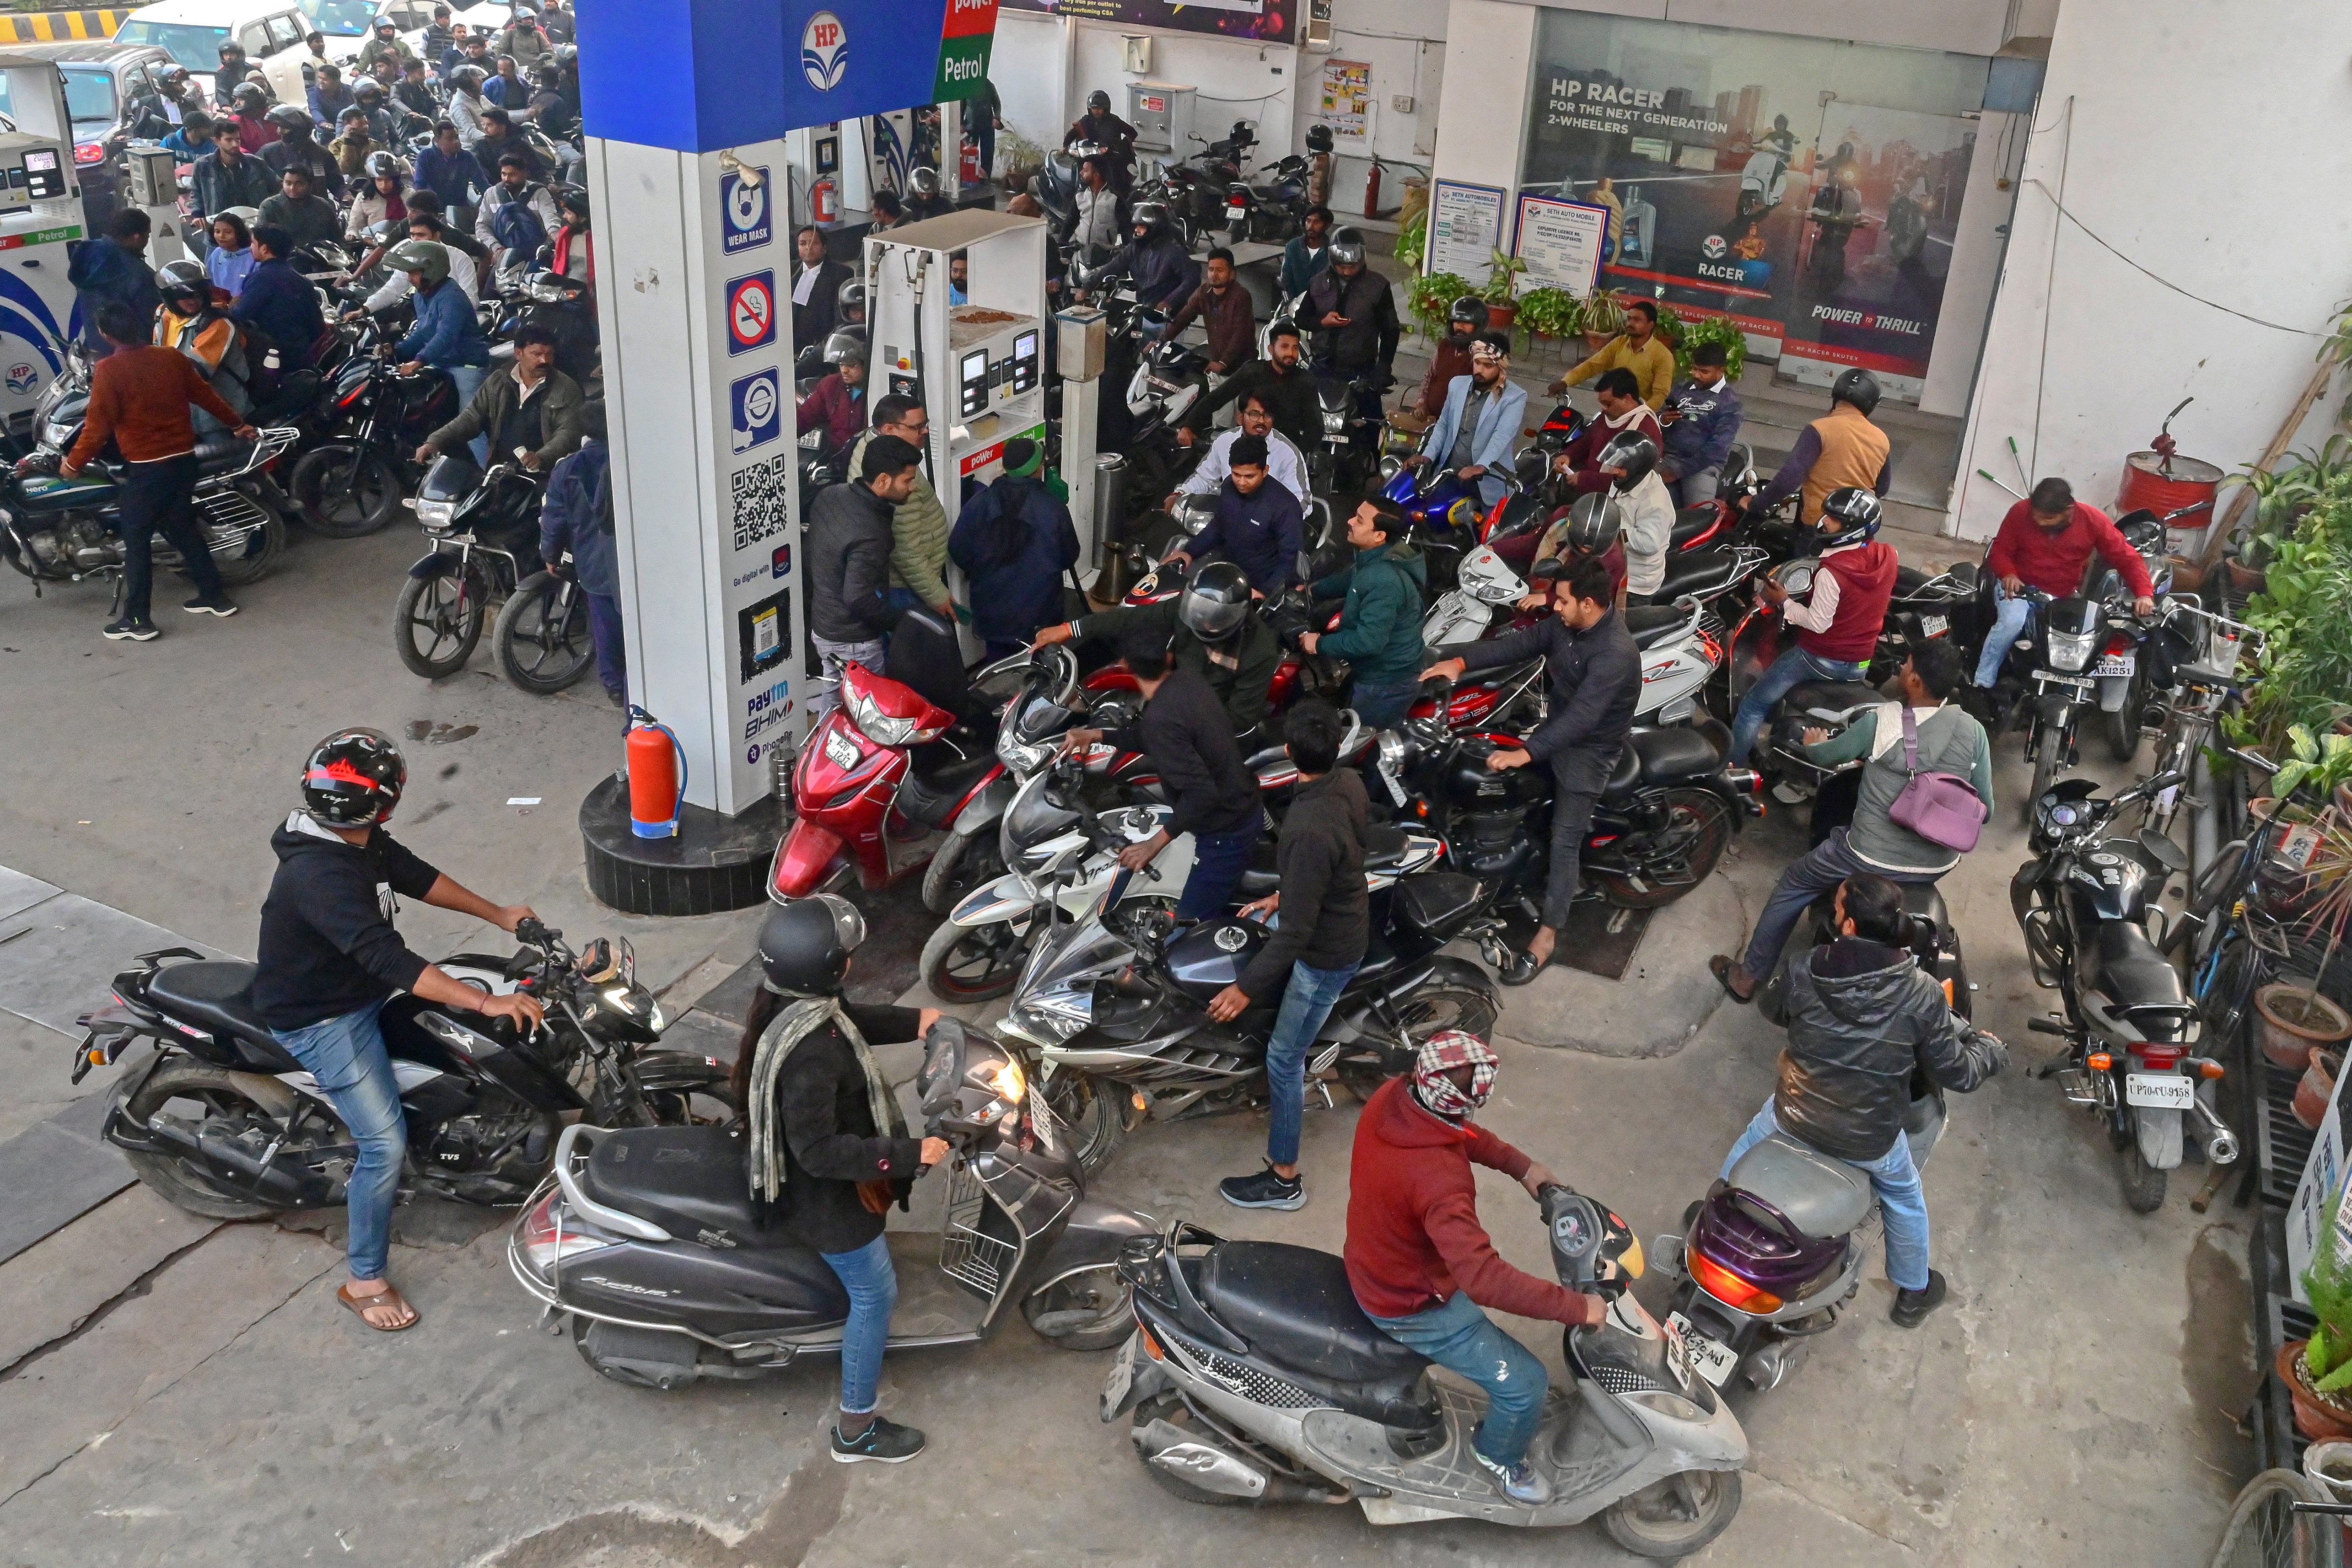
{"left": 811, "top": 177, "right": 838, "bottom": 225}
{"left": 624, "top": 707, "right": 687, "bottom": 839}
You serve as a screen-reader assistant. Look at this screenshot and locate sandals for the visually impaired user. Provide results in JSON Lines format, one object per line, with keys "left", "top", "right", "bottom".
{"left": 1708, "top": 955, "right": 1754, "bottom": 1005}
{"left": 339, "top": 1281, "right": 419, "bottom": 1332}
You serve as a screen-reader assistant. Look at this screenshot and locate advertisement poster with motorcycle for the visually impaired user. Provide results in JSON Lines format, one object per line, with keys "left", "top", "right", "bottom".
{"left": 998, "top": 0, "right": 1295, "bottom": 43}
{"left": 1520, "top": 12, "right": 1990, "bottom": 404}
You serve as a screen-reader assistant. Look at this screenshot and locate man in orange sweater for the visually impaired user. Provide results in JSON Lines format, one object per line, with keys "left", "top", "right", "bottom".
{"left": 64, "top": 303, "right": 258, "bottom": 641}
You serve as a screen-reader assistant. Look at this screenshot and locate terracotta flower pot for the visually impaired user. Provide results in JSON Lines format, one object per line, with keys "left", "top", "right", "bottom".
{"left": 2259, "top": 983, "right": 2352, "bottom": 1072}
{"left": 1485, "top": 302, "right": 1518, "bottom": 333}
{"left": 2283, "top": 1342, "right": 2352, "bottom": 1442}
{"left": 1582, "top": 330, "right": 1614, "bottom": 355}
{"left": 2296, "top": 1048, "right": 2343, "bottom": 1130}
{"left": 2228, "top": 557, "right": 2269, "bottom": 597}
{"left": 2165, "top": 555, "right": 2209, "bottom": 597}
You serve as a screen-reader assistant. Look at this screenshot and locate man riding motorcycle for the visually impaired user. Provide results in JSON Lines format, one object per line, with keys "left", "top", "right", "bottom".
{"left": 1970, "top": 475, "right": 2155, "bottom": 697}
{"left": 1101, "top": 202, "right": 1198, "bottom": 316}
{"left": 1064, "top": 89, "right": 1137, "bottom": 191}
{"left": 1727, "top": 485, "right": 1897, "bottom": 768}
{"left": 1587, "top": 431, "right": 1673, "bottom": 602}
{"left": 1744, "top": 368, "right": 1889, "bottom": 525}
{"left": 1039, "top": 561, "right": 1281, "bottom": 743}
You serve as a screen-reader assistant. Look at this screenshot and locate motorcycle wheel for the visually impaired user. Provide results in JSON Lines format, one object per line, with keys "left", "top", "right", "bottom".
{"left": 393, "top": 563, "right": 489, "bottom": 678}
{"left": 1598, "top": 789, "right": 1733, "bottom": 909}
{"left": 288, "top": 443, "right": 404, "bottom": 537}
{"left": 2026, "top": 724, "right": 2065, "bottom": 825}
{"left": 2121, "top": 1143, "right": 2168, "bottom": 1213}
{"left": 1044, "top": 1069, "right": 1127, "bottom": 1177}
{"left": 201, "top": 498, "right": 287, "bottom": 588}
{"left": 494, "top": 570, "right": 597, "bottom": 694}
{"left": 114, "top": 1060, "right": 298, "bottom": 1220}
{"left": 1600, "top": 1468, "right": 1742, "bottom": 1558}
{"left": 921, "top": 822, "right": 1007, "bottom": 916}
{"left": 1129, "top": 1394, "right": 1252, "bottom": 1507}
{"left": 918, "top": 914, "right": 1034, "bottom": 1004}
{"left": 1021, "top": 1264, "right": 1134, "bottom": 1351}
{"left": 2105, "top": 667, "right": 2145, "bottom": 763}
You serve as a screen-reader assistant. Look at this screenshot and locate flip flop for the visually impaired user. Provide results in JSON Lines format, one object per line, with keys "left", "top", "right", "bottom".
{"left": 1708, "top": 955, "right": 1753, "bottom": 1005}
{"left": 339, "top": 1281, "right": 419, "bottom": 1332}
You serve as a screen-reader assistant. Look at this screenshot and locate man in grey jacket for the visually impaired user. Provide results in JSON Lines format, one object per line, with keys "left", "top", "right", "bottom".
{"left": 1727, "top": 873, "right": 2005, "bottom": 1326}
{"left": 807, "top": 436, "right": 922, "bottom": 721}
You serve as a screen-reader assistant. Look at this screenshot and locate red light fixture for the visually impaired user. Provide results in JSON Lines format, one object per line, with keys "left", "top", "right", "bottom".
{"left": 1690, "top": 1251, "right": 1783, "bottom": 1313}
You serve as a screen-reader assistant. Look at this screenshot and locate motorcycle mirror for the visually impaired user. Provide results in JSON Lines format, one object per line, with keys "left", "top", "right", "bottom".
{"left": 2138, "top": 827, "right": 2191, "bottom": 875}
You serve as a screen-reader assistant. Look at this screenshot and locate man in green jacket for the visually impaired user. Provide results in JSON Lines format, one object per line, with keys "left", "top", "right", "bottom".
{"left": 417, "top": 325, "right": 582, "bottom": 473}
{"left": 1303, "top": 497, "right": 1425, "bottom": 725}
{"left": 848, "top": 394, "right": 950, "bottom": 619}
{"left": 1034, "top": 561, "right": 1281, "bottom": 746}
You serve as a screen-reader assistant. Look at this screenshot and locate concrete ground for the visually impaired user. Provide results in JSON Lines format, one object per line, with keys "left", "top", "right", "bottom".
{"left": 0, "top": 494, "right": 2253, "bottom": 1563}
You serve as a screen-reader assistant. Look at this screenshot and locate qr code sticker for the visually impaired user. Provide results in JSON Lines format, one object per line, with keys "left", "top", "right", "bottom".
{"left": 730, "top": 456, "right": 791, "bottom": 551}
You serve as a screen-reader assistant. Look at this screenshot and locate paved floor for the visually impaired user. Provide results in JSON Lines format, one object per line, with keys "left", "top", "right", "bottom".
{"left": 0, "top": 507, "right": 2254, "bottom": 1563}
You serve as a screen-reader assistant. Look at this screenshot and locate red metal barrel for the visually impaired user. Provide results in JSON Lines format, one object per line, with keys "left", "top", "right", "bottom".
{"left": 2116, "top": 450, "right": 2223, "bottom": 526}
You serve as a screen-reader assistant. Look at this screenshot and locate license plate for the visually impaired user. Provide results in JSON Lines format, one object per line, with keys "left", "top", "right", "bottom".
{"left": 1376, "top": 759, "right": 1407, "bottom": 807}
{"left": 2092, "top": 654, "right": 2136, "bottom": 678}
{"left": 1666, "top": 1311, "right": 1738, "bottom": 1388}
{"left": 1919, "top": 614, "right": 1948, "bottom": 637}
{"left": 822, "top": 729, "right": 859, "bottom": 769}
{"left": 1098, "top": 1332, "right": 1137, "bottom": 1421}
{"left": 2125, "top": 1072, "right": 2194, "bottom": 1110}
{"left": 2034, "top": 670, "right": 2094, "bottom": 690}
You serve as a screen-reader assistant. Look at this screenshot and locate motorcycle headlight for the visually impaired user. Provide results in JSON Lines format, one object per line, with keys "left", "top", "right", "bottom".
{"left": 844, "top": 682, "right": 920, "bottom": 748}
{"left": 1322, "top": 408, "right": 1348, "bottom": 435}
{"left": 1622, "top": 1387, "right": 1709, "bottom": 1423}
{"left": 2046, "top": 628, "right": 2097, "bottom": 673}
{"left": 415, "top": 499, "right": 455, "bottom": 529}
{"left": 1378, "top": 455, "right": 1402, "bottom": 483}
{"left": 41, "top": 421, "right": 74, "bottom": 450}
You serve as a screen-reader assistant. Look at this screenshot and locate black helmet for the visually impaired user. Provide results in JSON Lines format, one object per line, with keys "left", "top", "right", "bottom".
{"left": 1087, "top": 90, "right": 1110, "bottom": 114}
{"left": 364, "top": 150, "right": 402, "bottom": 180}
{"left": 219, "top": 39, "right": 244, "bottom": 57}
{"left": 1818, "top": 486, "right": 1884, "bottom": 543}
{"left": 156, "top": 258, "right": 209, "bottom": 308}
{"left": 451, "top": 63, "right": 487, "bottom": 91}
{"left": 1596, "top": 431, "right": 1658, "bottom": 490}
{"left": 264, "top": 103, "right": 314, "bottom": 134}
{"left": 232, "top": 81, "right": 266, "bottom": 107}
{"left": 1305, "top": 124, "right": 1334, "bottom": 153}
{"left": 1831, "top": 367, "right": 1882, "bottom": 417}
{"left": 557, "top": 183, "right": 588, "bottom": 221}
{"left": 1178, "top": 561, "right": 1253, "bottom": 646}
{"left": 1129, "top": 199, "right": 1168, "bottom": 240}
{"left": 1561, "top": 493, "right": 1622, "bottom": 556}
{"left": 157, "top": 64, "right": 190, "bottom": 86}
{"left": 301, "top": 728, "right": 406, "bottom": 826}
{"left": 908, "top": 166, "right": 940, "bottom": 198}
{"left": 835, "top": 279, "right": 867, "bottom": 318}
{"left": 756, "top": 895, "right": 865, "bottom": 997}
{"left": 1326, "top": 226, "right": 1367, "bottom": 267}
{"left": 1447, "top": 295, "right": 1485, "bottom": 334}
{"left": 821, "top": 326, "right": 866, "bottom": 367}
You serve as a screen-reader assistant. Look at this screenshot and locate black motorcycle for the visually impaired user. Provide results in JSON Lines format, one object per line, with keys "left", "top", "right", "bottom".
{"left": 74, "top": 920, "right": 735, "bottom": 1223}
{"left": 289, "top": 328, "right": 461, "bottom": 538}
{"left": 393, "top": 453, "right": 547, "bottom": 678}
{"left": 2011, "top": 768, "right": 2236, "bottom": 1212}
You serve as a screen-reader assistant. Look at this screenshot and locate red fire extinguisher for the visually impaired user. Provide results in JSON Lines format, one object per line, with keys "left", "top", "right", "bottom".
{"left": 960, "top": 134, "right": 981, "bottom": 186}
{"left": 1362, "top": 159, "right": 1382, "bottom": 219}
{"left": 624, "top": 707, "right": 686, "bottom": 839}
{"left": 811, "top": 177, "right": 838, "bottom": 225}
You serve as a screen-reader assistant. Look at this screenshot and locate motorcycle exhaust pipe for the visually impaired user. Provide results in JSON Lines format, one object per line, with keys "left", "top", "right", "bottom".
{"left": 2191, "top": 1095, "right": 2241, "bottom": 1166}
{"left": 136, "top": 1112, "right": 328, "bottom": 1207}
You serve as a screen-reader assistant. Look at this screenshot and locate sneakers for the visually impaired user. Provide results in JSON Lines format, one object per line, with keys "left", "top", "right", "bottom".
{"left": 830, "top": 1415, "right": 926, "bottom": 1464}
{"left": 101, "top": 616, "right": 158, "bottom": 642}
{"left": 1219, "top": 1165, "right": 1305, "bottom": 1211}
{"left": 1890, "top": 1269, "right": 1948, "bottom": 1328}
{"left": 182, "top": 592, "right": 239, "bottom": 617}
{"left": 1474, "top": 1448, "right": 1555, "bottom": 1507}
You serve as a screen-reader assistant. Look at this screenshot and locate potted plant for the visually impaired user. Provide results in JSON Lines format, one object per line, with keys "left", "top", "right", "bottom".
{"left": 1580, "top": 290, "right": 1628, "bottom": 355}
{"left": 2257, "top": 804, "right": 2352, "bottom": 1068}
{"left": 1673, "top": 314, "right": 1751, "bottom": 381}
{"left": 2292, "top": 1187, "right": 2352, "bottom": 1441}
{"left": 1405, "top": 271, "right": 1476, "bottom": 343}
{"left": 1480, "top": 249, "right": 1528, "bottom": 332}
{"left": 1512, "top": 286, "right": 1582, "bottom": 352}
{"left": 997, "top": 129, "right": 1046, "bottom": 199}
{"left": 1394, "top": 209, "right": 1427, "bottom": 273}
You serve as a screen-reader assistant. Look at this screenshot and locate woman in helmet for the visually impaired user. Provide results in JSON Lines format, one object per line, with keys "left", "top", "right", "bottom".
{"left": 1036, "top": 558, "right": 1281, "bottom": 740}
{"left": 1726, "top": 484, "right": 1899, "bottom": 768}
{"left": 251, "top": 729, "right": 545, "bottom": 1331}
{"left": 344, "top": 150, "right": 411, "bottom": 239}
{"left": 154, "top": 258, "right": 251, "bottom": 431}
{"left": 732, "top": 896, "right": 945, "bottom": 1462}
{"left": 795, "top": 325, "right": 867, "bottom": 450}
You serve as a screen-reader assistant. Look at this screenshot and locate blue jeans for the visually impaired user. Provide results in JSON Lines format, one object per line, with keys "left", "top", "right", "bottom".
{"left": 446, "top": 362, "right": 491, "bottom": 465}
{"left": 1975, "top": 587, "right": 2034, "bottom": 688}
{"left": 1263, "top": 958, "right": 1359, "bottom": 1166}
{"left": 1369, "top": 1291, "right": 1549, "bottom": 1468}
{"left": 1176, "top": 821, "right": 1262, "bottom": 922}
{"left": 270, "top": 999, "right": 403, "bottom": 1281}
{"left": 820, "top": 1232, "right": 897, "bottom": 1414}
{"left": 1722, "top": 1097, "right": 1929, "bottom": 1291}
{"left": 1730, "top": 644, "right": 1866, "bottom": 768}
{"left": 1350, "top": 675, "right": 1421, "bottom": 729}
{"left": 1736, "top": 827, "right": 1939, "bottom": 985}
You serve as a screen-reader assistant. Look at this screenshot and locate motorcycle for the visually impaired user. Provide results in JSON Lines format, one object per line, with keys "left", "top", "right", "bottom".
{"left": 392, "top": 452, "right": 546, "bottom": 679}
{"left": 1972, "top": 580, "right": 2153, "bottom": 821}
{"left": 1116, "top": 313, "right": 1211, "bottom": 508}
{"left": 510, "top": 1020, "right": 1148, "bottom": 1389}
{"left": 1310, "top": 370, "right": 1387, "bottom": 498}
{"left": 1102, "top": 1187, "right": 1747, "bottom": 1552}
{"left": 1657, "top": 889, "right": 1978, "bottom": 1395}
{"left": 2012, "top": 768, "right": 2236, "bottom": 1212}
{"left": 75, "top": 919, "right": 735, "bottom": 1223}
{"left": 1735, "top": 142, "right": 1792, "bottom": 222}
{"left": 1223, "top": 153, "right": 1310, "bottom": 242}
{"left": 288, "top": 332, "right": 461, "bottom": 538}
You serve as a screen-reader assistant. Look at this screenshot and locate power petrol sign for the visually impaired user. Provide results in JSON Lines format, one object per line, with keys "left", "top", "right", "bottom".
{"left": 581, "top": 0, "right": 1002, "bottom": 154}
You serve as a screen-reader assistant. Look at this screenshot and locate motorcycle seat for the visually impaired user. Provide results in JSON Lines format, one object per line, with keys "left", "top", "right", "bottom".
{"left": 1781, "top": 680, "right": 1884, "bottom": 721}
{"left": 580, "top": 1125, "right": 833, "bottom": 1257}
{"left": 1669, "top": 505, "right": 1724, "bottom": 549}
{"left": 1727, "top": 1132, "right": 1874, "bottom": 1240}
{"left": 1655, "top": 546, "right": 1739, "bottom": 601}
{"left": 145, "top": 960, "right": 279, "bottom": 1047}
{"left": 250, "top": 370, "right": 320, "bottom": 424}
{"left": 191, "top": 432, "right": 248, "bottom": 472}
{"left": 1196, "top": 1240, "right": 1432, "bottom": 1394}
{"left": 899, "top": 745, "right": 997, "bottom": 830}
{"left": 1623, "top": 603, "right": 1695, "bottom": 650}
{"left": 1600, "top": 725, "right": 1723, "bottom": 804}
{"left": 2092, "top": 921, "right": 2188, "bottom": 1014}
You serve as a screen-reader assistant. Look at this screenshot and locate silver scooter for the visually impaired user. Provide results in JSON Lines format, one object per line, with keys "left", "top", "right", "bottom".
{"left": 1100, "top": 1186, "right": 1747, "bottom": 1555}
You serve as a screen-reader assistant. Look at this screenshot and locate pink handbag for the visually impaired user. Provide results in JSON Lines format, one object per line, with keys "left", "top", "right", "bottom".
{"left": 1886, "top": 705, "right": 1986, "bottom": 852}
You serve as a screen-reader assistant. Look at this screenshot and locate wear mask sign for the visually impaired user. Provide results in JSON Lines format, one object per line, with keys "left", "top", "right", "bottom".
{"left": 1521, "top": 12, "right": 1990, "bottom": 403}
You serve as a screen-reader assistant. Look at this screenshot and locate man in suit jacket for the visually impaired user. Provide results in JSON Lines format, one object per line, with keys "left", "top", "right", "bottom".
{"left": 1415, "top": 332, "right": 1528, "bottom": 510}
{"left": 791, "top": 225, "right": 850, "bottom": 349}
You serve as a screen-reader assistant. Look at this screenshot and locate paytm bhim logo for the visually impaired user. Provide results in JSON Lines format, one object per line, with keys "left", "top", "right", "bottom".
{"left": 802, "top": 11, "right": 846, "bottom": 91}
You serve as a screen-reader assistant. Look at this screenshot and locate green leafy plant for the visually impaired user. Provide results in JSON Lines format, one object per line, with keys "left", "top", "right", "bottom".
{"left": 1480, "top": 249, "right": 1529, "bottom": 306}
{"left": 2308, "top": 1183, "right": 2352, "bottom": 1395}
{"left": 1395, "top": 210, "right": 1427, "bottom": 273}
{"left": 1670, "top": 313, "right": 1751, "bottom": 381}
{"left": 2231, "top": 436, "right": 2352, "bottom": 568}
{"left": 1512, "top": 286, "right": 1583, "bottom": 347}
{"left": 2274, "top": 727, "right": 2352, "bottom": 805}
{"left": 1580, "top": 290, "right": 1628, "bottom": 341}
{"left": 2243, "top": 467, "right": 2352, "bottom": 749}
{"left": 1405, "top": 271, "right": 1476, "bottom": 342}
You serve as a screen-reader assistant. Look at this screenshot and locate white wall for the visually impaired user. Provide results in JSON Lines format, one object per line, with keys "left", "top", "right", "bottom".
{"left": 1293, "top": 0, "right": 1450, "bottom": 212}
{"left": 1916, "top": 108, "right": 2025, "bottom": 419}
{"left": 990, "top": 10, "right": 1073, "bottom": 164}
{"left": 1949, "top": 0, "right": 2352, "bottom": 539}
{"left": 1069, "top": 24, "right": 1300, "bottom": 162}
{"left": 1468, "top": 0, "right": 2024, "bottom": 57}
{"left": 1427, "top": 0, "right": 1537, "bottom": 199}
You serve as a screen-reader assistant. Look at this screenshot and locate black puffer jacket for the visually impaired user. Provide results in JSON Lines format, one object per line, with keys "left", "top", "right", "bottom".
{"left": 1238, "top": 768, "right": 1369, "bottom": 999}
{"left": 1758, "top": 937, "right": 2005, "bottom": 1161}
{"left": 807, "top": 480, "right": 903, "bottom": 644}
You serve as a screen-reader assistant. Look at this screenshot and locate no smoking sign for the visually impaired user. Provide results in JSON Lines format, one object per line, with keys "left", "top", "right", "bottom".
{"left": 726, "top": 270, "right": 776, "bottom": 355}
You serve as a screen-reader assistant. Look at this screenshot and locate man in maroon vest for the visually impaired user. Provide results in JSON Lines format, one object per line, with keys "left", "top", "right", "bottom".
{"left": 1728, "top": 486, "right": 1898, "bottom": 767}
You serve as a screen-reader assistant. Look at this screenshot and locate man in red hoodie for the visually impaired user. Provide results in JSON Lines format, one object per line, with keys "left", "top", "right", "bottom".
{"left": 1346, "top": 1031, "right": 1607, "bottom": 1508}
{"left": 1972, "top": 476, "right": 2154, "bottom": 692}
{"left": 1727, "top": 486, "right": 1898, "bottom": 767}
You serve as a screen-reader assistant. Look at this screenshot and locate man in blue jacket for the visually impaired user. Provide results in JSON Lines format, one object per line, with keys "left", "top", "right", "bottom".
{"left": 948, "top": 437, "right": 1079, "bottom": 660}
{"left": 68, "top": 210, "right": 158, "bottom": 358}
{"left": 539, "top": 402, "right": 622, "bottom": 704}
{"left": 1658, "top": 342, "right": 1744, "bottom": 507}
{"left": 382, "top": 237, "right": 489, "bottom": 454}
{"left": 228, "top": 226, "right": 326, "bottom": 367}
{"left": 1414, "top": 332, "right": 1527, "bottom": 510}
{"left": 1104, "top": 204, "right": 1199, "bottom": 315}
{"left": 1171, "top": 434, "right": 1303, "bottom": 599}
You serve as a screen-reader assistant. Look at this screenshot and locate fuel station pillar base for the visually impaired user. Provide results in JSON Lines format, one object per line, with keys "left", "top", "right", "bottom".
{"left": 579, "top": 775, "right": 784, "bottom": 917}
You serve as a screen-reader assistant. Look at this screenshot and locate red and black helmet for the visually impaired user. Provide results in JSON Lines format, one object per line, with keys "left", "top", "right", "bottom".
{"left": 301, "top": 728, "right": 407, "bottom": 825}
